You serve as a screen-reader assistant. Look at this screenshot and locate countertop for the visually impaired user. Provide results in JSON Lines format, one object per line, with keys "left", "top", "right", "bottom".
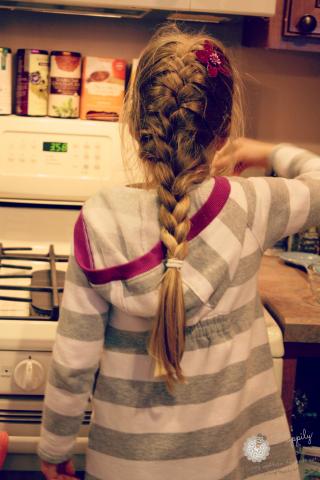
{"left": 259, "top": 255, "right": 320, "bottom": 344}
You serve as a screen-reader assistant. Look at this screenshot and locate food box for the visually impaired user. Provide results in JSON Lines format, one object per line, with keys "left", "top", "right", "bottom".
{"left": 80, "top": 57, "right": 126, "bottom": 121}
{"left": 0, "top": 47, "right": 12, "bottom": 115}
{"left": 48, "top": 51, "right": 81, "bottom": 118}
{"left": 15, "top": 49, "right": 49, "bottom": 116}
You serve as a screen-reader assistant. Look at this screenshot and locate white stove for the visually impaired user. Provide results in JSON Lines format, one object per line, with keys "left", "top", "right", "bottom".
{"left": 0, "top": 115, "right": 285, "bottom": 471}
{"left": 0, "top": 115, "right": 128, "bottom": 471}
{"left": 0, "top": 239, "right": 87, "bottom": 470}
{"left": 0, "top": 242, "right": 70, "bottom": 391}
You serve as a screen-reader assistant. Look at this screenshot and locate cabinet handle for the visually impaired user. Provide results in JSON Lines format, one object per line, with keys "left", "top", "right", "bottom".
{"left": 296, "top": 14, "right": 317, "bottom": 34}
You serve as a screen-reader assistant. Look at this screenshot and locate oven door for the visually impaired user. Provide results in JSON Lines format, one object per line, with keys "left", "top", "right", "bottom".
{"left": 0, "top": 396, "right": 90, "bottom": 471}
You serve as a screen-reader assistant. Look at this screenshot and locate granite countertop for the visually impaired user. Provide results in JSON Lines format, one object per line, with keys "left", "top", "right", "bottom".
{"left": 258, "top": 255, "right": 320, "bottom": 344}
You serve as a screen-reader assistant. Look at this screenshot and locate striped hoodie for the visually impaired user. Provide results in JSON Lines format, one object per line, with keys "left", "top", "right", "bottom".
{"left": 38, "top": 144, "right": 320, "bottom": 479}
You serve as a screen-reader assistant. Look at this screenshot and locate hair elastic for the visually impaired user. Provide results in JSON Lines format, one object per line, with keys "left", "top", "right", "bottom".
{"left": 165, "top": 258, "right": 184, "bottom": 270}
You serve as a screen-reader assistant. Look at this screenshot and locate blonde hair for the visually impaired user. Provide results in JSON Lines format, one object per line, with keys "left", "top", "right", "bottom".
{"left": 121, "top": 24, "right": 243, "bottom": 391}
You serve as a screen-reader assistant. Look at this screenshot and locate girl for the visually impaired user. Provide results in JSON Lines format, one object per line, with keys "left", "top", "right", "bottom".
{"left": 39, "top": 25, "right": 320, "bottom": 479}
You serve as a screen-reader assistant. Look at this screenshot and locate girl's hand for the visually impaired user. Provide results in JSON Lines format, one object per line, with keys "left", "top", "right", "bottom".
{"left": 40, "top": 459, "right": 79, "bottom": 480}
{"left": 213, "top": 137, "right": 276, "bottom": 176}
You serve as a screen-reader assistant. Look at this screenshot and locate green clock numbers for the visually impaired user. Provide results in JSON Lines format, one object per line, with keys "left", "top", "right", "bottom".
{"left": 43, "top": 142, "right": 68, "bottom": 153}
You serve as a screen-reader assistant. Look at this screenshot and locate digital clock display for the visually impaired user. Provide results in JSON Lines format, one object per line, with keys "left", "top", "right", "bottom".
{"left": 43, "top": 142, "right": 68, "bottom": 153}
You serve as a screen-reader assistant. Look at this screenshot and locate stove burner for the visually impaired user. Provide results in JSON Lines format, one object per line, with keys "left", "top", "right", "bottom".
{"left": 0, "top": 244, "right": 68, "bottom": 321}
{"left": 31, "top": 270, "right": 65, "bottom": 318}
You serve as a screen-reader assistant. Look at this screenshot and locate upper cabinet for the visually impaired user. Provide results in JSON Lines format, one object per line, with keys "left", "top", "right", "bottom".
{"left": 283, "top": 0, "right": 320, "bottom": 37}
{"left": 0, "top": 0, "right": 277, "bottom": 15}
{"left": 243, "top": 0, "right": 320, "bottom": 52}
{"left": 65, "top": 0, "right": 189, "bottom": 8}
{"left": 190, "top": 0, "right": 276, "bottom": 17}
{"left": 102, "top": 0, "right": 189, "bottom": 7}
{"left": 0, "top": 0, "right": 190, "bottom": 9}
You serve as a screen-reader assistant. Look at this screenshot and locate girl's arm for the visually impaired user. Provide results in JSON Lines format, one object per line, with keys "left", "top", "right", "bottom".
{"left": 215, "top": 138, "right": 320, "bottom": 251}
{"left": 37, "top": 253, "right": 109, "bottom": 467}
{"left": 249, "top": 143, "right": 320, "bottom": 251}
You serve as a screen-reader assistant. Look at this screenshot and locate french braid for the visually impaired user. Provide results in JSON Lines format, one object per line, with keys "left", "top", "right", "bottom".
{"left": 123, "top": 25, "right": 238, "bottom": 391}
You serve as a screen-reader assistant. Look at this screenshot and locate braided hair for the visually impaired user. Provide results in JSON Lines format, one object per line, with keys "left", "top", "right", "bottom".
{"left": 123, "top": 24, "right": 241, "bottom": 391}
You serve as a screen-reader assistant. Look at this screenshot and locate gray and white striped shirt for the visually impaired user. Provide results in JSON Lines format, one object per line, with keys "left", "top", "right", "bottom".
{"left": 38, "top": 144, "right": 320, "bottom": 479}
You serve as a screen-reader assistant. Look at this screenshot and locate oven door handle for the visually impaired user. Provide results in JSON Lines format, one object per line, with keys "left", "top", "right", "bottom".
{"left": 7, "top": 435, "right": 88, "bottom": 454}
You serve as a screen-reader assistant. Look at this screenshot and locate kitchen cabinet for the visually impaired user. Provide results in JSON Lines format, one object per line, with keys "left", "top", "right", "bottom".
{"left": 243, "top": 0, "right": 320, "bottom": 52}
{"left": 283, "top": 0, "right": 320, "bottom": 38}
{"left": 0, "top": 0, "right": 190, "bottom": 9}
{"left": 0, "top": 0, "right": 277, "bottom": 16}
{"left": 190, "top": 0, "right": 276, "bottom": 17}
{"left": 97, "top": 0, "right": 190, "bottom": 8}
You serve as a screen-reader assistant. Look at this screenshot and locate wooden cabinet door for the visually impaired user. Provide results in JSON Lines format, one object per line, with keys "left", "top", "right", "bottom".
{"left": 283, "top": 0, "right": 320, "bottom": 38}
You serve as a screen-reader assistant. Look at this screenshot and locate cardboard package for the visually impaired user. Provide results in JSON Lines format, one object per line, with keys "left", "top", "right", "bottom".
{"left": 80, "top": 57, "right": 126, "bottom": 121}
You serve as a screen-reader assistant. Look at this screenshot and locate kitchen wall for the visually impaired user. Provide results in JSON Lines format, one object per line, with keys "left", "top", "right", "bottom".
{"left": 1, "top": 10, "right": 320, "bottom": 153}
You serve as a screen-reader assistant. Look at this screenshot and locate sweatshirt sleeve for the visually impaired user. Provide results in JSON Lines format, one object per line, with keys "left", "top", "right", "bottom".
{"left": 247, "top": 144, "right": 320, "bottom": 251}
{"left": 37, "top": 252, "right": 109, "bottom": 464}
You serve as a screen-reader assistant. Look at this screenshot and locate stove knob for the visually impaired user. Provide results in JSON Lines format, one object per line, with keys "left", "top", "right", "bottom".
{"left": 297, "top": 15, "right": 317, "bottom": 34}
{"left": 13, "top": 358, "right": 45, "bottom": 391}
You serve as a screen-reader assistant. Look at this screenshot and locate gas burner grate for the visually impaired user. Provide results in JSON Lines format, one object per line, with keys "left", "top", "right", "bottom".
{"left": 0, "top": 244, "right": 68, "bottom": 321}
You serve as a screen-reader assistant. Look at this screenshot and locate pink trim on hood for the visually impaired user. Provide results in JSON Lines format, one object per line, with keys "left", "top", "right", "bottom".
{"left": 74, "top": 176, "right": 231, "bottom": 284}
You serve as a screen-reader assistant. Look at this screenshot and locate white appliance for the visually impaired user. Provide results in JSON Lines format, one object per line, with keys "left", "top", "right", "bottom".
{"left": 0, "top": 116, "right": 127, "bottom": 202}
{"left": 0, "top": 115, "right": 284, "bottom": 471}
{"left": 0, "top": 0, "right": 277, "bottom": 17}
{"left": 0, "top": 116, "right": 130, "bottom": 471}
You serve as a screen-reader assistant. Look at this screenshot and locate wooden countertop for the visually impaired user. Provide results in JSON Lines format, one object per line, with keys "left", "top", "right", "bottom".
{"left": 259, "top": 255, "right": 320, "bottom": 343}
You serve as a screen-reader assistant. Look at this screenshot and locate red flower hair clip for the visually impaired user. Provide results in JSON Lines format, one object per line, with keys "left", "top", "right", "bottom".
{"left": 195, "top": 40, "right": 231, "bottom": 78}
